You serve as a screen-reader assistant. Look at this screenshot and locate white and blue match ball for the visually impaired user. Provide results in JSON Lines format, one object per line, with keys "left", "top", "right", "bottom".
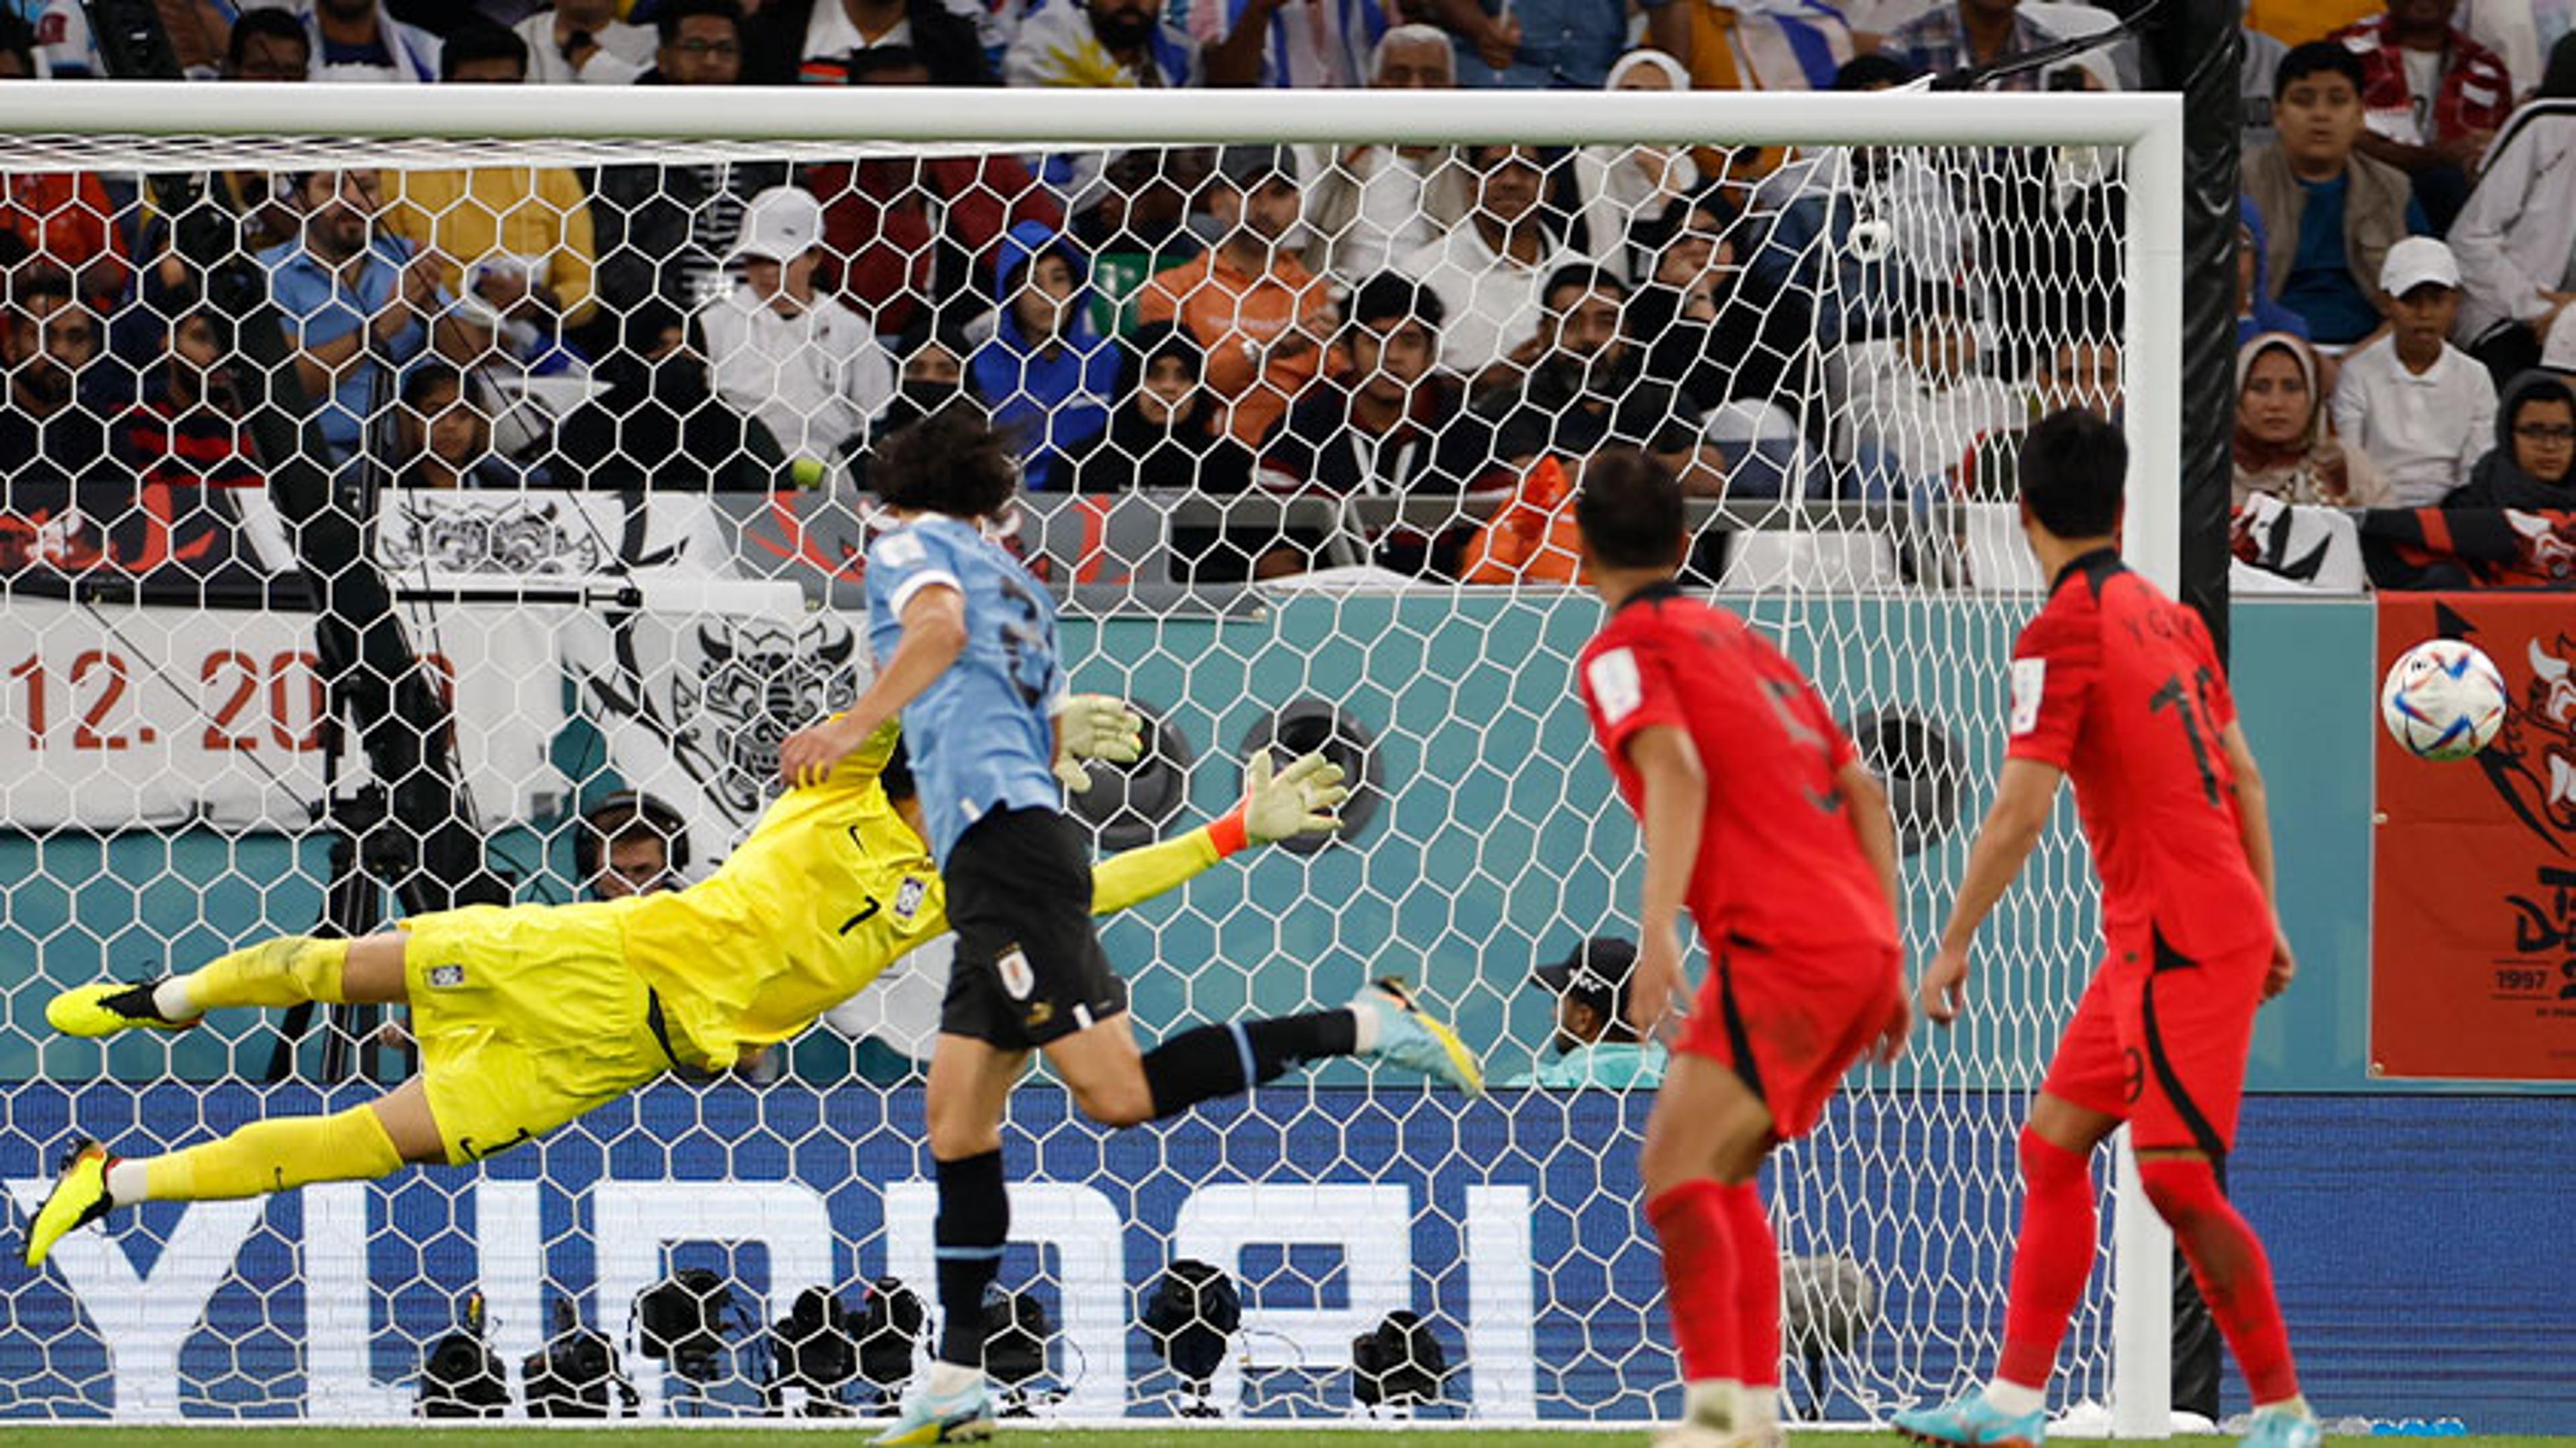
{"left": 2381, "top": 638, "right": 2509, "bottom": 762}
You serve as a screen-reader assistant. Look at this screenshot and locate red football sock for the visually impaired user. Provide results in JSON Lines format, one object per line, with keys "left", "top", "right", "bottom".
{"left": 1646, "top": 1178, "right": 1741, "bottom": 1383}
{"left": 2139, "top": 1156, "right": 2301, "bottom": 1404}
{"left": 1715, "top": 1182, "right": 1781, "bottom": 1388}
{"left": 1996, "top": 1125, "right": 2096, "bottom": 1390}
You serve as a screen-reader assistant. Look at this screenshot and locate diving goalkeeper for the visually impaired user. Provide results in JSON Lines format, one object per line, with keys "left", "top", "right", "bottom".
{"left": 23, "top": 712, "right": 1348, "bottom": 1269}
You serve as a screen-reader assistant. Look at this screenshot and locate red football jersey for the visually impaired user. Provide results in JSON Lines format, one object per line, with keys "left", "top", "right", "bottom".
{"left": 2007, "top": 549, "right": 2271, "bottom": 958}
{"left": 1576, "top": 583, "right": 1899, "bottom": 953}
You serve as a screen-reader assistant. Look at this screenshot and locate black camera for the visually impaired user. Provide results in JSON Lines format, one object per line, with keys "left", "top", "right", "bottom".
{"left": 981, "top": 1286, "right": 1056, "bottom": 1415}
{"left": 635, "top": 1268, "right": 738, "bottom": 1388}
{"left": 765, "top": 1286, "right": 861, "bottom": 1416}
{"left": 1142, "top": 1259, "right": 1240, "bottom": 1416}
{"left": 1351, "top": 1310, "right": 1448, "bottom": 1410}
{"left": 856, "top": 1276, "right": 926, "bottom": 1408}
{"left": 523, "top": 1298, "right": 636, "bottom": 1418}
{"left": 417, "top": 1292, "right": 507, "bottom": 1418}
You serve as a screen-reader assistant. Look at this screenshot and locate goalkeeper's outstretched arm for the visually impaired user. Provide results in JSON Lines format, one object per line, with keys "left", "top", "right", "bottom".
{"left": 1090, "top": 753, "right": 1347, "bottom": 915}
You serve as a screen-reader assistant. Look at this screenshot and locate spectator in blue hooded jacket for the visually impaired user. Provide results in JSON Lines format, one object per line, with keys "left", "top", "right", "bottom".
{"left": 967, "top": 220, "right": 1119, "bottom": 492}
{"left": 2236, "top": 195, "right": 2310, "bottom": 350}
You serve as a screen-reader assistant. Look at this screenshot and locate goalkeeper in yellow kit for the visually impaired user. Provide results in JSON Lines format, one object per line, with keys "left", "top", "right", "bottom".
{"left": 23, "top": 706, "right": 1348, "bottom": 1269}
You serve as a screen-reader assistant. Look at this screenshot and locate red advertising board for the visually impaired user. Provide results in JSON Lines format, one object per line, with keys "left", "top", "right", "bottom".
{"left": 2372, "top": 594, "right": 2576, "bottom": 1080}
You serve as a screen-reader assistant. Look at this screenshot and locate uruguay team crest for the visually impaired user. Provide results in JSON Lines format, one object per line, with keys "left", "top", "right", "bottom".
{"left": 998, "top": 947, "right": 1036, "bottom": 1002}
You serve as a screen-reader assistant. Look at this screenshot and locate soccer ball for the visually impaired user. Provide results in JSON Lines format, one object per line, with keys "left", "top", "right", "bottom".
{"left": 2380, "top": 638, "right": 2508, "bottom": 761}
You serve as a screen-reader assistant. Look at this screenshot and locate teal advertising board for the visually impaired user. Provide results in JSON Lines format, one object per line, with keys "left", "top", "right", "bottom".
{"left": 0, "top": 595, "right": 2541, "bottom": 1094}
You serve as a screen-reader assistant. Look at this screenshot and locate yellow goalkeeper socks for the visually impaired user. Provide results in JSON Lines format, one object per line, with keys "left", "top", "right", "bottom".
{"left": 139, "top": 1104, "right": 402, "bottom": 1203}
{"left": 168, "top": 936, "right": 350, "bottom": 1015}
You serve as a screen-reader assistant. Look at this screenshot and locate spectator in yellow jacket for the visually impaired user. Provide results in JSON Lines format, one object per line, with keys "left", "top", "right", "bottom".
{"left": 376, "top": 25, "right": 600, "bottom": 338}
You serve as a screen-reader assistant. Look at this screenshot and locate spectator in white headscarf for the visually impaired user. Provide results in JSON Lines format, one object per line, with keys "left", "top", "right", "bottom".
{"left": 1575, "top": 49, "right": 1701, "bottom": 284}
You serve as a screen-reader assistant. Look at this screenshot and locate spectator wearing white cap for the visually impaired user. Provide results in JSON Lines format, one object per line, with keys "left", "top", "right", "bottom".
{"left": 694, "top": 185, "right": 895, "bottom": 468}
{"left": 2330, "top": 236, "right": 2500, "bottom": 505}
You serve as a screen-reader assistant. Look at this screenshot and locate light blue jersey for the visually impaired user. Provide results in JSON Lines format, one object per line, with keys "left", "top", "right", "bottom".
{"left": 865, "top": 516, "right": 1066, "bottom": 864}
{"left": 1502, "top": 1042, "right": 1668, "bottom": 1090}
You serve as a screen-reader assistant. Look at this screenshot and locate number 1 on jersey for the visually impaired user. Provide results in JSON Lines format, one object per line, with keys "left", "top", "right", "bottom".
{"left": 2149, "top": 667, "right": 2222, "bottom": 807}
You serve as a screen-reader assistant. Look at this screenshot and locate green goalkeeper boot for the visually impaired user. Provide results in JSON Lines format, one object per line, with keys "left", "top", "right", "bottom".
{"left": 23, "top": 1141, "right": 115, "bottom": 1268}
{"left": 47, "top": 979, "right": 197, "bottom": 1037}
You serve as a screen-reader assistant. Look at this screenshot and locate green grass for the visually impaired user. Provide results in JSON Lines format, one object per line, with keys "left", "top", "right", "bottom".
{"left": 0, "top": 1435, "right": 2564, "bottom": 1448}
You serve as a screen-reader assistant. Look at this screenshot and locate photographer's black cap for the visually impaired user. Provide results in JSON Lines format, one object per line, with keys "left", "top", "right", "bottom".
{"left": 1532, "top": 936, "right": 1638, "bottom": 1020}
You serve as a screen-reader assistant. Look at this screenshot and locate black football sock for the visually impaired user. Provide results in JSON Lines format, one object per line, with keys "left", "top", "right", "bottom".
{"left": 933, "top": 1150, "right": 1008, "bottom": 1369}
{"left": 1142, "top": 1010, "right": 1360, "bottom": 1119}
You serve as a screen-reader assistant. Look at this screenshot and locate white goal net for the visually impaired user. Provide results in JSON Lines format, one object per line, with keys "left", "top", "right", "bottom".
{"left": 0, "top": 84, "right": 2181, "bottom": 1425}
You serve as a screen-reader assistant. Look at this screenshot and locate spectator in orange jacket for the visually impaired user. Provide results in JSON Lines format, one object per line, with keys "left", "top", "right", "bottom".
{"left": 1136, "top": 146, "right": 1336, "bottom": 448}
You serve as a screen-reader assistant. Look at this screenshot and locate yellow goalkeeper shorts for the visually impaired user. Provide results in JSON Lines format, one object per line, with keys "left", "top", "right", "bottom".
{"left": 399, "top": 902, "right": 674, "bottom": 1166}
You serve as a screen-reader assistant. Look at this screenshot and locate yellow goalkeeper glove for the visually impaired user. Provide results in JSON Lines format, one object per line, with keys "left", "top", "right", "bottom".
{"left": 1053, "top": 693, "right": 1145, "bottom": 793}
{"left": 1210, "top": 751, "right": 1349, "bottom": 854}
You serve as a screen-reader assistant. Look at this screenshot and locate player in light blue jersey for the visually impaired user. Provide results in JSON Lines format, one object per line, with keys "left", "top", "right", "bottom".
{"left": 776, "top": 407, "right": 1485, "bottom": 1446}
{"left": 856, "top": 507, "right": 1066, "bottom": 864}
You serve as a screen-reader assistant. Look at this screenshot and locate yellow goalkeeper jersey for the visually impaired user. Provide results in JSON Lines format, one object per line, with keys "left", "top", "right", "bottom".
{"left": 616, "top": 723, "right": 1222, "bottom": 1070}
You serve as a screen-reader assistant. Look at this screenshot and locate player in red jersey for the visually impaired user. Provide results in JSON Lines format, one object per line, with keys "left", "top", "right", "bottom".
{"left": 1570, "top": 451, "right": 1911, "bottom": 1448}
{"left": 1896, "top": 409, "right": 2319, "bottom": 1448}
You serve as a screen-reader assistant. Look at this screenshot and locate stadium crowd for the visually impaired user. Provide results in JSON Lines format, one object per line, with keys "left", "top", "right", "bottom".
{"left": 0, "top": 0, "right": 2571, "bottom": 581}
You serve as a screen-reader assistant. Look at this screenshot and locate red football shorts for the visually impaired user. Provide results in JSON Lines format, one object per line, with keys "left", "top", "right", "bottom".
{"left": 2040, "top": 932, "right": 2268, "bottom": 1154}
{"left": 1672, "top": 936, "right": 1900, "bottom": 1139}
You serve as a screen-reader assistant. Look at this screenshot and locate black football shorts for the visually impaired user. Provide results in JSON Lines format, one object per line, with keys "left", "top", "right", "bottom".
{"left": 939, "top": 805, "right": 1128, "bottom": 1051}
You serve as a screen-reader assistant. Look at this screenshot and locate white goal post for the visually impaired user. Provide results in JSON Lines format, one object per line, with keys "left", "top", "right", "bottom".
{"left": 0, "top": 81, "right": 2183, "bottom": 1429}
